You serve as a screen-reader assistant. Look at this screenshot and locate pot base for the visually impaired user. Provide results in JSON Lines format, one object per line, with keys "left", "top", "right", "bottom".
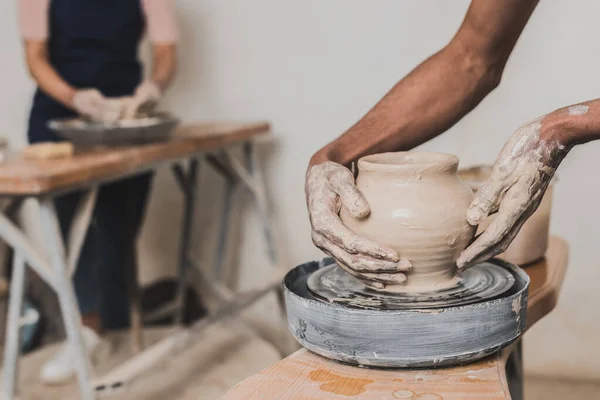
{"left": 285, "top": 258, "right": 529, "bottom": 368}
{"left": 307, "top": 262, "right": 515, "bottom": 310}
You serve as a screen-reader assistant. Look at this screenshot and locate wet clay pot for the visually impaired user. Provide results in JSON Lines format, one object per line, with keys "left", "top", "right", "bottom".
{"left": 458, "top": 165, "right": 553, "bottom": 266}
{"left": 340, "top": 152, "right": 476, "bottom": 293}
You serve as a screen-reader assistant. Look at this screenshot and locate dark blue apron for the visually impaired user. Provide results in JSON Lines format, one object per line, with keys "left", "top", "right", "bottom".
{"left": 28, "top": 0, "right": 144, "bottom": 142}
{"left": 27, "top": 0, "right": 152, "bottom": 329}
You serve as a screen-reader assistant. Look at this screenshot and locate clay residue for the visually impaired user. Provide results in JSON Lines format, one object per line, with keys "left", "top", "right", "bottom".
{"left": 414, "top": 394, "right": 443, "bottom": 400}
{"left": 512, "top": 296, "right": 522, "bottom": 323}
{"left": 331, "top": 297, "right": 383, "bottom": 308}
{"left": 512, "top": 297, "right": 521, "bottom": 313}
{"left": 393, "top": 390, "right": 442, "bottom": 400}
{"left": 461, "top": 375, "right": 485, "bottom": 382}
{"left": 309, "top": 369, "right": 374, "bottom": 396}
{"left": 393, "top": 390, "right": 415, "bottom": 399}
{"left": 568, "top": 104, "right": 589, "bottom": 115}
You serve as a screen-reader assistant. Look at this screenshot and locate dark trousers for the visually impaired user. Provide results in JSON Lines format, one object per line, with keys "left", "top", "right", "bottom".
{"left": 55, "top": 174, "right": 152, "bottom": 330}
{"left": 29, "top": 91, "right": 152, "bottom": 330}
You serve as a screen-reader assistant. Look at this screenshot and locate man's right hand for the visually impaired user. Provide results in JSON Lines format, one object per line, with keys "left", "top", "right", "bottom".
{"left": 72, "top": 89, "right": 123, "bottom": 123}
{"left": 306, "top": 161, "right": 411, "bottom": 289}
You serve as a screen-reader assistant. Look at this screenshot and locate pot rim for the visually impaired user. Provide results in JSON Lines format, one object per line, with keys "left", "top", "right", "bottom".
{"left": 358, "top": 151, "right": 459, "bottom": 173}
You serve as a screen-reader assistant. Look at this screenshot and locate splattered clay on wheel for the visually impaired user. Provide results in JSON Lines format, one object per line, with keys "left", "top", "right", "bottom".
{"left": 307, "top": 262, "right": 514, "bottom": 310}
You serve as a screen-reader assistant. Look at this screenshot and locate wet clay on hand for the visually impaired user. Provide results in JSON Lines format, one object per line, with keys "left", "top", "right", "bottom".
{"left": 340, "top": 152, "right": 475, "bottom": 293}
{"left": 459, "top": 165, "right": 554, "bottom": 265}
{"left": 457, "top": 115, "right": 569, "bottom": 269}
{"left": 306, "top": 161, "right": 412, "bottom": 290}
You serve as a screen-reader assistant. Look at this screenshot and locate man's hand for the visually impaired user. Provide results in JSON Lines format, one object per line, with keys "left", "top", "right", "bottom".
{"left": 306, "top": 161, "right": 411, "bottom": 289}
{"left": 457, "top": 116, "right": 569, "bottom": 269}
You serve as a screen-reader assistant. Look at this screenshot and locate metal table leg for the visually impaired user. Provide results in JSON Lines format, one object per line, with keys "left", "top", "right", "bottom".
{"left": 173, "top": 159, "right": 199, "bottom": 324}
{"left": 39, "top": 197, "right": 95, "bottom": 400}
{"left": 1, "top": 252, "right": 25, "bottom": 399}
{"left": 218, "top": 142, "right": 279, "bottom": 268}
{"left": 214, "top": 178, "right": 235, "bottom": 282}
{"left": 242, "top": 142, "right": 277, "bottom": 265}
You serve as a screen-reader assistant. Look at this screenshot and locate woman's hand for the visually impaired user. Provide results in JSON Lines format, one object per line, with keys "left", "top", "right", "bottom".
{"left": 72, "top": 89, "right": 123, "bottom": 123}
{"left": 123, "top": 81, "right": 162, "bottom": 119}
{"left": 457, "top": 115, "right": 570, "bottom": 269}
{"left": 306, "top": 161, "right": 412, "bottom": 289}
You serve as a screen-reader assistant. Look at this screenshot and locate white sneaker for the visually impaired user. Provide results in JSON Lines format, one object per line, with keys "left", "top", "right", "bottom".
{"left": 40, "top": 326, "right": 101, "bottom": 385}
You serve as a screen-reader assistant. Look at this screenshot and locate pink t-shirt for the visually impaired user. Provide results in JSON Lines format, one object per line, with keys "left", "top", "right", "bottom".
{"left": 19, "top": 0, "right": 178, "bottom": 43}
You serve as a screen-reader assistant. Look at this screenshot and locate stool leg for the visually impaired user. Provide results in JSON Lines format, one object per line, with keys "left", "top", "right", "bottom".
{"left": 39, "top": 198, "right": 95, "bottom": 400}
{"left": 1, "top": 252, "right": 26, "bottom": 399}
{"left": 506, "top": 340, "right": 523, "bottom": 400}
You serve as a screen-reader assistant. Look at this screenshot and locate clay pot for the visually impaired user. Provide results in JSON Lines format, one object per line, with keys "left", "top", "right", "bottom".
{"left": 458, "top": 165, "right": 553, "bottom": 265}
{"left": 340, "top": 152, "right": 476, "bottom": 293}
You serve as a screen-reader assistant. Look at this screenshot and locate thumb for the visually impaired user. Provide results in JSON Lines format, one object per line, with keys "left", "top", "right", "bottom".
{"left": 466, "top": 179, "right": 505, "bottom": 225}
{"left": 327, "top": 168, "right": 370, "bottom": 218}
{"left": 123, "top": 97, "right": 141, "bottom": 119}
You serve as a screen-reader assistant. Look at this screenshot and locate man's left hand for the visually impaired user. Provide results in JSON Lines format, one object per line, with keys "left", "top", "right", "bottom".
{"left": 457, "top": 116, "right": 569, "bottom": 269}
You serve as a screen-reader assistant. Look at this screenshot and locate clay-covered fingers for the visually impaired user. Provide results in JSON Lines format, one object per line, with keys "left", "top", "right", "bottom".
{"left": 457, "top": 176, "right": 534, "bottom": 269}
{"left": 334, "top": 259, "right": 408, "bottom": 287}
{"left": 314, "top": 213, "right": 399, "bottom": 262}
{"left": 327, "top": 168, "right": 370, "bottom": 218}
{"left": 306, "top": 161, "right": 408, "bottom": 285}
{"left": 457, "top": 212, "right": 530, "bottom": 269}
{"left": 311, "top": 232, "right": 411, "bottom": 274}
{"left": 466, "top": 178, "right": 506, "bottom": 226}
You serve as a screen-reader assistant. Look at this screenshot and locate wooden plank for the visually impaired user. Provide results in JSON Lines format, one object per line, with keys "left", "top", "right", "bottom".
{"left": 223, "top": 236, "right": 569, "bottom": 400}
{"left": 524, "top": 236, "right": 569, "bottom": 329}
{"left": 0, "top": 121, "right": 270, "bottom": 196}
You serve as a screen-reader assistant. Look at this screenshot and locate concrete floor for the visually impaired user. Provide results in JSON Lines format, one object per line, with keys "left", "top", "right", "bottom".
{"left": 11, "top": 320, "right": 282, "bottom": 400}
{"left": 6, "top": 323, "right": 600, "bottom": 399}
{"left": 525, "top": 376, "right": 600, "bottom": 400}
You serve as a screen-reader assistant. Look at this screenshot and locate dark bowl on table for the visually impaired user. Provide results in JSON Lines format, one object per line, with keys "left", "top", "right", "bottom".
{"left": 47, "top": 112, "right": 180, "bottom": 146}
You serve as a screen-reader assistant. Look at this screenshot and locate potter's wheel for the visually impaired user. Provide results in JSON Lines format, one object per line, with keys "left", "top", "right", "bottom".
{"left": 283, "top": 258, "right": 529, "bottom": 369}
{"left": 307, "top": 263, "right": 514, "bottom": 310}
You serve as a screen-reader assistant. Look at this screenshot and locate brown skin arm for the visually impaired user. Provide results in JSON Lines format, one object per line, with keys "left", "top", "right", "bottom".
{"left": 456, "top": 98, "right": 600, "bottom": 268}
{"left": 149, "top": 43, "right": 177, "bottom": 91}
{"left": 309, "top": 0, "right": 540, "bottom": 168}
{"left": 543, "top": 98, "right": 600, "bottom": 146}
{"left": 24, "top": 39, "right": 77, "bottom": 109}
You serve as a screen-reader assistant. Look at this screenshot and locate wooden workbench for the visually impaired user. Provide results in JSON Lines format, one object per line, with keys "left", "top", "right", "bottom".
{"left": 0, "top": 121, "right": 269, "bottom": 196}
{"left": 223, "top": 236, "right": 568, "bottom": 400}
{"left": 0, "top": 121, "right": 280, "bottom": 400}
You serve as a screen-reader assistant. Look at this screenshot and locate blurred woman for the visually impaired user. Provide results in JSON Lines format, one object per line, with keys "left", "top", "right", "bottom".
{"left": 19, "top": 0, "right": 178, "bottom": 384}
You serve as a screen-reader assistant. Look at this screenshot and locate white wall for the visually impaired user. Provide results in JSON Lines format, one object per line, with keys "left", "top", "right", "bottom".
{"left": 2, "top": 0, "right": 600, "bottom": 380}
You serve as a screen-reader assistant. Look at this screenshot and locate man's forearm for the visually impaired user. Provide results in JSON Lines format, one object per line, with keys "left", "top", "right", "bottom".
{"left": 309, "top": 0, "right": 540, "bottom": 168}
{"left": 540, "top": 99, "right": 600, "bottom": 147}
{"left": 310, "top": 43, "right": 500, "bottom": 167}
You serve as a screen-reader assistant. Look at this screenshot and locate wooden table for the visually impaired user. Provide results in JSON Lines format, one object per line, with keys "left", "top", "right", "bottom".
{"left": 0, "top": 122, "right": 286, "bottom": 400}
{"left": 223, "top": 236, "right": 569, "bottom": 400}
{"left": 0, "top": 122, "right": 269, "bottom": 195}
